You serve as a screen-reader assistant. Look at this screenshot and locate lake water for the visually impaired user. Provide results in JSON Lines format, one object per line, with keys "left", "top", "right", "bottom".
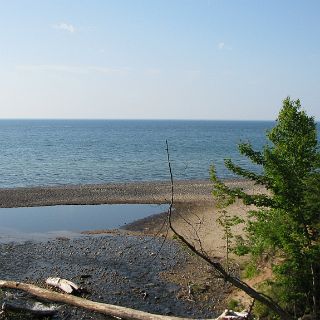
{"left": 0, "top": 203, "right": 168, "bottom": 242}
{"left": 0, "top": 119, "right": 286, "bottom": 188}
{"left": 1, "top": 120, "right": 318, "bottom": 241}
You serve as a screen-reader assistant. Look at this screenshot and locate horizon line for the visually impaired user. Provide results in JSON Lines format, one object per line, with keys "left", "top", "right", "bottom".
{"left": 0, "top": 118, "right": 319, "bottom": 122}
{"left": 0, "top": 118, "right": 278, "bottom": 121}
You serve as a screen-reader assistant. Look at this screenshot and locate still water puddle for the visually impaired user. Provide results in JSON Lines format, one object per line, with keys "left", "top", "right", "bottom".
{"left": 0, "top": 204, "right": 168, "bottom": 243}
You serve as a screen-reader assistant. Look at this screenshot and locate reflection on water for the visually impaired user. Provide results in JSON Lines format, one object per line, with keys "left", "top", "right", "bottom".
{"left": 0, "top": 204, "right": 168, "bottom": 241}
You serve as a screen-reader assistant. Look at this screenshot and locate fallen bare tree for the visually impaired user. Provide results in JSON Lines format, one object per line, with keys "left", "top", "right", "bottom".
{"left": 1, "top": 300, "right": 58, "bottom": 317}
{"left": 165, "top": 140, "right": 291, "bottom": 320}
{"left": 0, "top": 279, "right": 190, "bottom": 320}
{"left": 0, "top": 280, "right": 248, "bottom": 320}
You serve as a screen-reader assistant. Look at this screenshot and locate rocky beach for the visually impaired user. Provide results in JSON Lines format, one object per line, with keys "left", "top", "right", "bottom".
{"left": 0, "top": 180, "right": 256, "bottom": 319}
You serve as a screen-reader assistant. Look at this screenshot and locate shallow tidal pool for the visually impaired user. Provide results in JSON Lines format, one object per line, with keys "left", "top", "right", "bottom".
{"left": 0, "top": 204, "right": 168, "bottom": 242}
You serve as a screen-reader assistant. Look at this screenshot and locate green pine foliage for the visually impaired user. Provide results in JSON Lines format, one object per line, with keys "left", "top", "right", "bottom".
{"left": 211, "top": 98, "right": 320, "bottom": 318}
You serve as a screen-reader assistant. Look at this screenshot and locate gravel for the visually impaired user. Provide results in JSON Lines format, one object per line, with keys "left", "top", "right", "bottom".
{"left": 0, "top": 179, "right": 256, "bottom": 208}
{"left": 0, "top": 179, "right": 255, "bottom": 319}
{"left": 0, "top": 234, "right": 218, "bottom": 319}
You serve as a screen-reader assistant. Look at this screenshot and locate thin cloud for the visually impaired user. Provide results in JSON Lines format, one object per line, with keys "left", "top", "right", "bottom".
{"left": 218, "top": 42, "right": 225, "bottom": 50}
{"left": 217, "top": 42, "right": 232, "bottom": 51}
{"left": 15, "top": 65, "right": 130, "bottom": 75}
{"left": 53, "top": 22, "right": 76, "bottom": 33}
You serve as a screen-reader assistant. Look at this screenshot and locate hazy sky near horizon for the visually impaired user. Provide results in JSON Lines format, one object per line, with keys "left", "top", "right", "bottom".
{"left": 0, "top": 0, "right": 319, "bottom": 120}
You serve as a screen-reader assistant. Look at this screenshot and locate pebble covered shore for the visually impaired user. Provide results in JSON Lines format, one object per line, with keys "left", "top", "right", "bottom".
{"left": 0, "top": 179, "right": 255, "bottom": 208}
{"left": 0, "top": 180, "right": 252, "bottom": 319}
{"left": 0, "top": 234, "right": 219, "bottom": 319}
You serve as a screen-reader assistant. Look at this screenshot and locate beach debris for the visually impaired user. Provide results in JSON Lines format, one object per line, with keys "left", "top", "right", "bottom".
{"left": 1, "top": 300, "right": 59, "bottom": 317}
{"left": 216, "top": 309, "right": 249, "bottom": 320}
{"left": 46, "top": 277, "right": 80, "bottom": 294}
{"left": 0, "top": 279, "right": 249, "bottom": 320}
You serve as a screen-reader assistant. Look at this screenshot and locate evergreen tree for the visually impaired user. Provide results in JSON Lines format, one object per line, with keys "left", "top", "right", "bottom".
{"left": 211, "top": 98, "right": 320, "bottom": 318}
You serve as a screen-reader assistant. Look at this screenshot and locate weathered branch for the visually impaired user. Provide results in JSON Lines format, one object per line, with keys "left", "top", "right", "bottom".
{"left": 1, "top": 300, "right": 58, "bottom": 317}
{"left": 165, "top": 141, "right": 291, "bottom": 320}
{"left": 0, "top": 280, "right": 191, "bottom": 320}
{"left": 0, "top": 280, "right": 247, "bottom": 320}
{"left": 46, "top": 277, "right": 79, "bottom": 294}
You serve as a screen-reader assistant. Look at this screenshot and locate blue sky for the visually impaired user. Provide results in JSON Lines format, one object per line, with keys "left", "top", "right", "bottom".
{"left": 0, "top": 0, "right": 319, "bottom": 120}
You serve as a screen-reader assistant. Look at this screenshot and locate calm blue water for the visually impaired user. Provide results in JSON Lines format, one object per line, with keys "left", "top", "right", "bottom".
{"left": 0, "top": 204, "right": 167, "bottom": 233}
{"left": 0, "top": 203, "right": 168, "bottom": 242}
{"left": 0, "top": 120, "right": 318, "bottom": 188}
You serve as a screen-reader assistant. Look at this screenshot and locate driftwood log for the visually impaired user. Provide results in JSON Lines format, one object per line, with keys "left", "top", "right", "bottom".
{"left": 2, "top": 300, "right": 59, "bottom": 317}
{"left": 0, "top": 280, "right": 248, "bottom": 320}
{"left": 45, "top": 277, "right": 79, "bottom": 294}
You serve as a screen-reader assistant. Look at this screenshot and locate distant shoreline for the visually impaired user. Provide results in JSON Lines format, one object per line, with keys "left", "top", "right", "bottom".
{"left": 0, "top": 179, "right": 255, "bottom": 208}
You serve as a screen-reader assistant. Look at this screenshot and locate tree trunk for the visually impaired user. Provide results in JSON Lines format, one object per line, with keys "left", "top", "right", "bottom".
{"left": 0, "top": 280, "right": 189, "bottom": 320}
{"left": 165, "top": 140, "right": 291, "bottom": 320}
{"left": 311, "top": 263, "right": 320, "bottom": 319}
{"left": 0, "top": 280, "right": 248, "bottom": 320}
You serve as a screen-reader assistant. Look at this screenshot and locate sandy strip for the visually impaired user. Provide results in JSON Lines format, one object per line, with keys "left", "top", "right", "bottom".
{"left": 0, "top": 179, "right": 257, "bottom": 208}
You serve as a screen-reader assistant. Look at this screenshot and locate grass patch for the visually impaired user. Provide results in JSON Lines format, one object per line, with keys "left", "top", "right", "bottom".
{"left": 242, "top": 262, "right": 260, "bottom": 279}
{"left": 227, "top": 298, "right": 244, "bottom": 312}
